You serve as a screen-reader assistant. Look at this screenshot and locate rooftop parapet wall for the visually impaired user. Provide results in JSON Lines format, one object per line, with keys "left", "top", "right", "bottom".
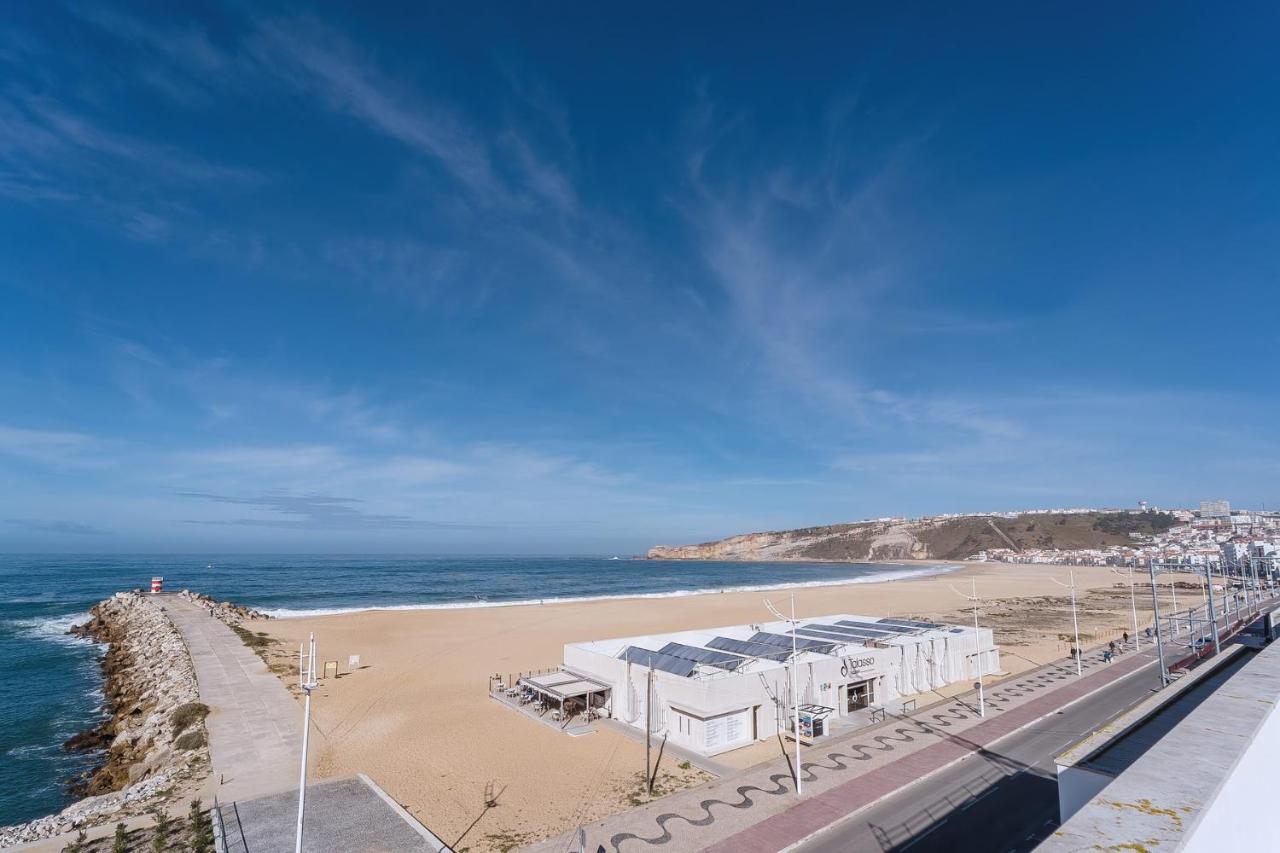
{"left": 1039, "top": 638, "right": 1280, "bottom": 852}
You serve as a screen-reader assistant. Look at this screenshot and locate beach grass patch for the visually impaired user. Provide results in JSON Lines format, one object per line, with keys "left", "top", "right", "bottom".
{"left": 170, "top": 702, "right": 209, "bottom": 733}
{"left": 480, "top": 830, "right": 537, "bottom": 852}
{"left": 174, "top": 730, "right": 207, "bottom": 751}
{"left": 230, "top": 624, "right": 272, "bottom": 649}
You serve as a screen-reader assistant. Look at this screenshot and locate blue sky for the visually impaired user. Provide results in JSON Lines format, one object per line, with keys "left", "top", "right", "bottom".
{"left": 1, "top": 3, "right": 1277, "bottom": 553}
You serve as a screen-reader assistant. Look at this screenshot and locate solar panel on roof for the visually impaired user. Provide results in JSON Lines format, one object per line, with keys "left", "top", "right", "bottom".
{"left": 837, "top": 619, "right": 914, "bottom": 634}
{"left": 853, "top": 622, "right": 916, "bottom": 634}
{"left": 658, "top": 642, "right": 748, "bottom": 671}
{"left": 749, "top": 632, "right": 839, "bottom": 655}
{"left": 878, "top": 617, "right": 941, "bottom": 629}
{"left": 618, "top": 646, "right": 697, "bottom": 677}
{"left": 706, "top": 636, "right": 792, "bottom": 662}
{"left": 796, "top": 627, "right": 866, "bottom": 645}
{"left": 834, "top": 617, "right": 916, "bottom": 630}
{"left": 835, "top": 620, "right": 906, "bottom": 635}
{"left": 805, "top": 622, "right": 892, "bottom": 640}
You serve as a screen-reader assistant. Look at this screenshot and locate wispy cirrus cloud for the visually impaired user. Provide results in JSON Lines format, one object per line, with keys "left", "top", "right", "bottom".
{"left": 178, "top": 491, "right": 492, "bottom": 530}
{"left": 0, "top": 425, "right": 104, "bottom": 468}
{"left": 681, "top": 88, "right": 1033, "bottom": 452}
{"left": 0, "top": 89, "right": 263, "bottom": 244}
{"left": 0, "top": 93, "right": 262, "bottom": 187}
{"left": 3, "top": 518, "right": 111, "bottom": 536}
{"left": 248, "top": 16, "right": 575, "bottom": 216}
{"left": 69, "top": 3, "right": 228, "bottom": 74}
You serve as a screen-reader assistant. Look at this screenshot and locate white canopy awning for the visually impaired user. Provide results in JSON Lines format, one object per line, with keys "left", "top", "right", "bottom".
{"left": 520, "top": 671, "right": 611, "bottom": 701}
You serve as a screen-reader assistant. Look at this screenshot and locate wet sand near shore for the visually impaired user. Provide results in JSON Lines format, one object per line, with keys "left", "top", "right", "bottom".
{"left": 257, "top": 561, "right": 1191, "bottom": 852}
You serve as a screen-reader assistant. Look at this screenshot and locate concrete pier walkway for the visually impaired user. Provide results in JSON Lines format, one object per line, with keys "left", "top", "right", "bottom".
{"left": 162, "top": 596, "right": 302, "bottom": 802}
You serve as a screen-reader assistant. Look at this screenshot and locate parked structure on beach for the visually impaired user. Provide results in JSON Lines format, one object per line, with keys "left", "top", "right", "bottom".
{"left": 531, "top": 614, "right": 999, "bottom": 757}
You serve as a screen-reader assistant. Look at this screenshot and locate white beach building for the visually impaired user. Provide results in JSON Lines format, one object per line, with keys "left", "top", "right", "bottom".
{"left": 546, "top": 614, "right": 999, "bottom": 757}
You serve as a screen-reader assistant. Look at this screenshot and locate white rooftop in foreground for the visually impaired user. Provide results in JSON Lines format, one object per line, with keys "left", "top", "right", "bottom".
{"left": 1039, "top": 637, "right": 1280, "bottom": 852}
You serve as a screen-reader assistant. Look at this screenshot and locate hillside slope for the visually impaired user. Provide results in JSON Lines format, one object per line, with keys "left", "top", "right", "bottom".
{"left": 647, "top": 511, "right": 1176, "bottom": 562}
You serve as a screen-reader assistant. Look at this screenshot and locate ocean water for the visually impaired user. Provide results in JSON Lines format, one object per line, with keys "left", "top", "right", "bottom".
{"left": 0, "top": 553, "right": 955, "bottom": 827}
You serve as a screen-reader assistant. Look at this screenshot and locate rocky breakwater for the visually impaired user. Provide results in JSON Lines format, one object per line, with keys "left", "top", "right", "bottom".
{"left": 0, "top": 592, "right": 209, "bottom": 848}
{"left": 177, "top": 588, "right": 270, "bottom": 625}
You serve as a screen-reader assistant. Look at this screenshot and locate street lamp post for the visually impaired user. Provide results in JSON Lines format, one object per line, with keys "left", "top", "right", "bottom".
{"left": 1049, "top": 571, "right": 1082, "bottom": 676}
{"left": 1204, "top": 561, "right": 1221, "bottom": 656}
{"left": 295, "top": 633, "right": 317, "bottom": 853}
{"left": 950, "top": 580, "right": 987, "bottom": 716}
{"left": 764, "top": 594, "right": 801, "bottom": 796}
{"left": 1127, "top": 563, "right": 1140, "bottom": 650}
{"left": 1147, "top": 561, "right": 1169, "bottom": 686}
{"left": 1231, "top": 559, "right": 1243, "bottom": 622}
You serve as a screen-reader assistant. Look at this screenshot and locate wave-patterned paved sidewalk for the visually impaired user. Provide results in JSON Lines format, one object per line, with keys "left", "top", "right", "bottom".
{"left": 526, "top": 647, "right": 1157, "bottom": 853}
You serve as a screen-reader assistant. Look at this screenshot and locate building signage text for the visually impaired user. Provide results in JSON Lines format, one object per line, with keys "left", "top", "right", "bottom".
{"left": 840, "top": 657, "right": 874, "bottom": 677}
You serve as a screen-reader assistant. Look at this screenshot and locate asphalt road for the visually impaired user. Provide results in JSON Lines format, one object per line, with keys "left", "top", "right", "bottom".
{"left": 792, "top": 659, "right": 1165, "bottom": 853}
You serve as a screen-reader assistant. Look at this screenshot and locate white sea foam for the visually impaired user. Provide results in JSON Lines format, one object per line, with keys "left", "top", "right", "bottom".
{"left": 10, "top": 612, "right": 95, "bottom": 647}
{"left": 264, "top": 563, "right": 961, "bottom": 619}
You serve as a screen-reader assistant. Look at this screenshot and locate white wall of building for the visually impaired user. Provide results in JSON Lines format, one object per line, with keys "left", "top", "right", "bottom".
{"left": 560, "top": 616, "right": 998, "bottom": 757}
{"left": 1183, "top": 692, "right": 1280, "bottom": 852}
{"left": 1055, "top": 765, "right": 1113, "bottom": 823}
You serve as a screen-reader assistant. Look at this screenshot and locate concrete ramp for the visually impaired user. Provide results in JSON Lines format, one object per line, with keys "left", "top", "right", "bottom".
{"left": 216, "top": 775, "right": 450, "bottom": 853}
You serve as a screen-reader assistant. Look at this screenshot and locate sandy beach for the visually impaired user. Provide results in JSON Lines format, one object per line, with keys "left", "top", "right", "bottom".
{"left": 257, "top": 561, "right": 1196, "bottom": 852}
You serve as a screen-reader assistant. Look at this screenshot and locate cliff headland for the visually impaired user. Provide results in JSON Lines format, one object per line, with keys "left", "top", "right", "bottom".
{"left": 648, "top": 511, "right": 1177, "bottom": 562}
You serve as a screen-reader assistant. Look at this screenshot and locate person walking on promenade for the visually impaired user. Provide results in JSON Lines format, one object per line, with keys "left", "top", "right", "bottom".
{"left": 1123, "top": 630, "right": 1130, "bottom": 648}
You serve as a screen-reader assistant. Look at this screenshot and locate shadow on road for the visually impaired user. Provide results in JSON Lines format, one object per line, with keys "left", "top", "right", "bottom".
{"left": 864, "top": 746, "right": 1056, "bottom": 852}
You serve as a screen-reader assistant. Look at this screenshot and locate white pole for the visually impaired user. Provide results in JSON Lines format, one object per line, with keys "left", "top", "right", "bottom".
{"left": 1242, "top": 557, "right": 1251, "bottom": 612}
{"left": 791, "top": 593, "right": 801, "bottom": 796}
{"left": 295, "top": 633, "right": 316, "bottom": 853}
{"left": 1231, "top": 560, "right": 1242, "bottom": 622}
{"left": 1049, "top": 573, "right": 1082, "bottom": 675}
{"left": 972, "top": 578, "right": 985, "bottom": 717}
{"left": 1069, "top": 571, "right": 1082, "bottom": 676}
{"left": 1204, "top": 562, "right": 1222, "bottom": 656}
{"left": 1148, "top": 561, "right": 1169, "bottom": 686}
{"left": 645, "top": 661, "right": 653, "bottom": 796}
{"left": 1129, "top": 564, "right": 1140, "bottom": 650}
{"left": 1169, "top": 573, "right": 1179, "bottom": 637}
{"left": 763, "top": 595, "right": 801, "bottom": 796}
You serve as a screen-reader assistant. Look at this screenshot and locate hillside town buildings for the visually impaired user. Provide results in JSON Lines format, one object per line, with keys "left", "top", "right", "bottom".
{"left": 969, "top": 502, "right": 1280, "bottom": 568}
